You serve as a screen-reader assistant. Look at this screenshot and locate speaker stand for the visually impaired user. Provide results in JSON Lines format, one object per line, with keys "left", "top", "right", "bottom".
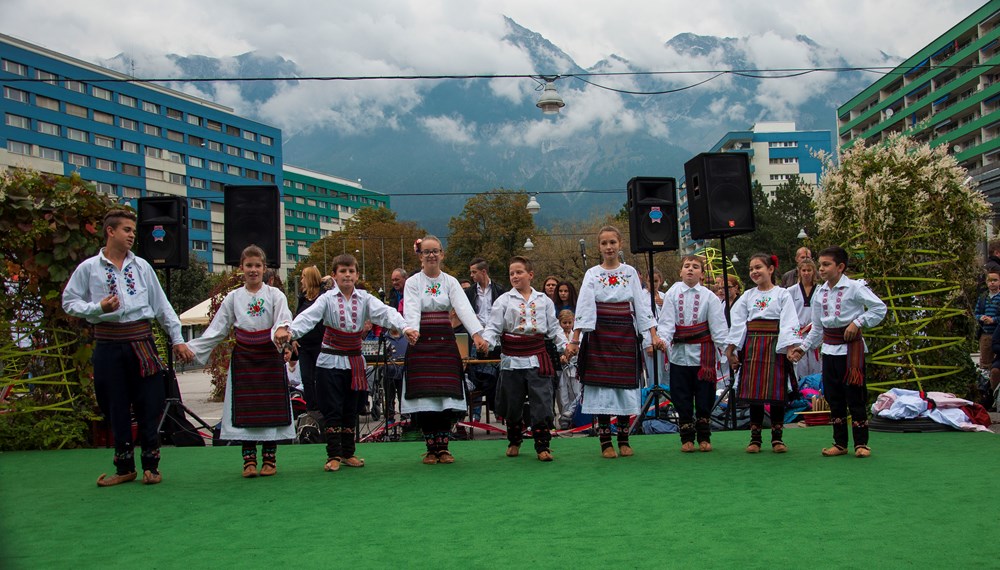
{"left": 630, "top": 251, "right": 673, "bottom": 434}
{"left": 714, "top": 236, "right": 741, "bottom": 431}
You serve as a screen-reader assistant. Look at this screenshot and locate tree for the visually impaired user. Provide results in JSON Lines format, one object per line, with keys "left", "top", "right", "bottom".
{"left": 722, "top": 176, "right": 817, "bottom": 274}
{"left": 815, "top": 135, "right": 989, "bottom": 395}
{"left": 157, "top": 256, "right": 218, "bottom": 314}
{"left": 447, "top": 189, "right": 536, "bottom": 278}
{"left": 295, "top": 207, "right": 424, "bottom": 296}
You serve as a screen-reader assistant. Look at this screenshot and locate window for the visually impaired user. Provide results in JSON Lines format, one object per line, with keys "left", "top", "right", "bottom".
{"left": 206, "top": 140, "right": 221, "bottom": 152}
{"left": 212, "top": 241, "right": 224, "bottom": 253}
{"left": 166, "top": 129, "right": 183, "bottom": 142}
{"left": 165, "top": 151, "right": 182, "bottom": 163}
{"left": 92, "top": 86, "right": 112, "bottom": 100}
{"left": 192, "top": 240, "right": 208, "bottom": 252}
{"left": 294, "top": 182, "right": 303, "bottom": 189}
{"left": 295, "top": 196, "right": 304, "bottom": 204}
{"left": 191, "top": 198, "right": 206, "bottom": 209}
{"left": 284, "top": 180, "right": 292, "bottom": 188}
{"left": 243, "top": 149, "right": 256, "bottom": 160}
{"left": 2, "top": 60, "right": 27, "bottom": 75}
{"left": 246, "top": 169, "right": 259, "bottom": 180}
{"left": 121, "top": 141, "right": 138, "bottom": 153}
{"left": 145, "top": 146, "right": 162, "bottom": 158}
{"left": 189, "top": 177, "right": 205, "bottom": 189}
{"left": 36, "top": 70, "right": 57, "bottom": 84}
{"left": 144, "top": 124, "right": 160, "bottom": 136}
{"left": 67, "top": 127, "right": 88, "bottom": 142}
{"left": 260, "top": 135, "right": 273, "bottom": 146}
{"left": 123, "top": 187, "right": 142, "bottom": 199}
{"left": 119, "top": 94, "right": 136, "bottom": 107}
{"left": 166, "top": 107, "right": 182, "bottom": 120}
{"left": 191, "top": 219, "right": 209, "bottom": 230}
{"left": 206, "top": 119, "right": 222, "bottom": 132}
{"left": 768, "top": 157, "right": 798, "bottom": 165}
{"left": 67, "top": 153, "right": 88, "bottom": 167}
{"left": 120, "top": 118, "right": 137, "bottom": 130}
{"left": 95, "top": 182, "right": 114, "bottom": 195}
{"left": 168, "top": 172, "right": 185, "bottom": 185}
{"left": 65, "top": 80, "right": 85, "bottom": 93}
{"left": 65, "top": 103, "right": 87, "bottom": 118}
{"left": 307, "top": 199, "right": 316, "bottom": 207}
{"left": 260, "top": 154, "right": 274, "bottom": 165}
{"left": 95, "top": 135, "right": 114, "bottom": 148}
{"left": 4, "top": 86, "right": 28, "bottom": 103}
{"left": 188, "top": 156, "right": 204, "bottom": 168}
{"left": 186, "top": 114, "right": 201, "bottom": 126}
{"left": 208, "top": 161, "right": 222, "bottom": 172}
{"left": 226, "top": 125, "right": 240, "bottom": 137}
{"left": 94, "top": 110, "right": 113, "bottom": 124}
{"left": 146, "top": 169, "right": 164, "bottom": 181}
{"left": 121, "top": 164, "right": 140, "bottom": 176}
{"left": 211, "top": 222, "right": 224, "bottom": 233}
{"left": 227, "top": 165, "right": 240, "bottom": 175}
{"left": 209, "top": 180, "right": 224, "bottom": 191}
{"left": 35, "top": 95, "right": 59, "bottom": 110}
{"left": 5, "top": 114, "right": 29, "bottom": 129}
{"left": 95, "top": 158, "right": 114, "bottom": 171}
{"left": 142, "top": 101, "right": 159, "bottom": 113}
{"left": 35, "top": 146, "right": 61, "bottom": 161}
{"left": 189, "top": 135, "right": 204, "bottom": 147}
{"left": 8, "top": 140, "right": 30, "bottom": 155}
{"left": 306, "top": 213, "right": 317, "bottom": 221}
{"left": 226, "top": 145, "right": 240, "bottom": 156}
{"left": 243, "top": 130, "right": 256, "bottom": 141}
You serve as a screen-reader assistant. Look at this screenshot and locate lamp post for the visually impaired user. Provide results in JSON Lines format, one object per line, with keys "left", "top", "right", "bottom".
{"left": 536, "top": 78, "right": 565, "bottom": 115}
{"left": 526, "top": 194, "right": 541, "bottom": 215}
{"left": 523, "top": 237, "right": 535, "bottom": 251}
{"left": 797, "top": 228, "right": 808, "bottom": 240}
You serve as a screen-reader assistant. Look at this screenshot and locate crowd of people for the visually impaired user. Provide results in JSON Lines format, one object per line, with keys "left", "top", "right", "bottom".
{"left": 64, "top": 209, "right": 891, "bottom": 486}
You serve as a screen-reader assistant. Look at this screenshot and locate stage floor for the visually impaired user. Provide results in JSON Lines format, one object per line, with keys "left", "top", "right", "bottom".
{"left": 1, "top": 427, "right": 997, "bottom": 568}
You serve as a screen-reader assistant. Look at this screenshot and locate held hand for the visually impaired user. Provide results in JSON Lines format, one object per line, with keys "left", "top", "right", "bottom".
{"left": 387, "top": 328, "right": 402, "bottom": 339}
{"left": 645, "top": 346, "right": 654, "bottom": 356}
{"left": 100, "top": 294, "right": 120, "bottom": 313}
{"left": 274, "top": 326, "right": 291, "bottom": 347}
{"left": 786, "top": 347, "right": 803, "bottom": 363}
{"left": 843, "top": 322, "right": 860, "bottom": 342}
{"left": 473, "top": 335, "right": 489, "bottom": 354}
{"left": 654, "top": 339, "right": 668, "bottom": 352}
{"left": 986, "top": 316, "right": 995, "bottom": 325}
{"left": 725, "top": 346, "right": 740, "bottom": 368}
{"left": 405, "top": 329, "right": 420, "bottom": 345}
{"left": 560, "top": 354, "right": 569, "bottom": 365}
{"left": 173, "top": 343, "right": 194, "bottom": 364}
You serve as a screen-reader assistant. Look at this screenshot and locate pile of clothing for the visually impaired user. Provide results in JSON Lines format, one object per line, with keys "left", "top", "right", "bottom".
{"left": 871, "top": 388, "right": 992, "bottom": 432}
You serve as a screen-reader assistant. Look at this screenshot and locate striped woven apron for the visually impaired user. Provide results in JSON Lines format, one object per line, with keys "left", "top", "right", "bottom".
{"left": 578, "top": 301, "right": 640, "bottom": 389}
{"left": 737, "top": 319, "right": 787, "bottom": 402}
{"left": 404, "top": 311, "right": 464, "bottom": 399}
{"left": 230, "top": 327, "right": 291, "bottom": 428}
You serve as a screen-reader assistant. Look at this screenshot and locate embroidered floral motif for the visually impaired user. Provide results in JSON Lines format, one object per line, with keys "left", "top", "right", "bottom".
{"left": 122, "top": 266, "right": 136, "bottom": 296}
{"left": 246, "top": 297, "right": 266, "bottom": 317}
{"left": 425, "top": 282, "right": 442, "bottom": 296}
{"left": 753, "top": 296, "right": 771, "bottom": 311}
{"left": 104, "top": 265, "right": 118, "bottom": 297}
{"left": 597, "top": 271, "right": 630, "bottom": 288}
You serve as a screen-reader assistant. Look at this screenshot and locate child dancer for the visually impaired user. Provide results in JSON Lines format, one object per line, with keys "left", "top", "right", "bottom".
{"left": 402, "top": 236, "right": 489, "bottom": 464}
{"left": 656, "top": 256, "right": 729, "bottom": 452}
{"left": 564, "top": 226, "right": 660, "bottom": 458}
{"left": 276, "top": 254, "right": 414, "bottom": 471}
{"left": 792, "top": 246, "right": 887, "bottom": 458}
{"left": 556, "top": 310, "right": 581, "bottom": 429}
{"left": 188, "top": 245, "right": 293, "bottom": 477}
{"left": 482, "top": 257, "right": 567, "bottom": 461}
{"left": 788, "top": 258, "right": 822, "bottom": 378}
{"left": 723, "top": 253, "right": 800, "bottom": 454}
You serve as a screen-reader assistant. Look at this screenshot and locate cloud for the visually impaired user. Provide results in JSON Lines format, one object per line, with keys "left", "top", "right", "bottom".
{"left": 419, "top": 115, "right": 478, "bottom": 144}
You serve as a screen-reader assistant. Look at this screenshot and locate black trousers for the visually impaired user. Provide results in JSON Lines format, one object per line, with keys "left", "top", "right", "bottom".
{"left": 671, "top": 365, "right": 716, "bottom": 424}
{"left": 297, "top": 346, "right": 321, "bottom": 411}
{"left": 823, "top": 354, "right": 869, "bottom": 447}
{"left": 316, "top": 367, "right": 360, "bottom": 459}
{"left": 93, "top": 341, "right": 165, "bottom": 473}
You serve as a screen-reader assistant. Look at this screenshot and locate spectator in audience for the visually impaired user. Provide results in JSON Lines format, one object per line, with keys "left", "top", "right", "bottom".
{"left": 555, "top": 281, "right": 578, "bottom": 313}
{"left": 780, "top": 247, "right": 812, "bottom": 288}
{"left": 976, "top": 269, "right": 1000, "bottom": 397}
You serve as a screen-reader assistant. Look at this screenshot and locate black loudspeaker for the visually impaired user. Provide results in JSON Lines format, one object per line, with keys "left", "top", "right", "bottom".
{"left": 224, "top": 184, "right": 281, "bottom": 268}
{"left": 137, "top": 196, "right": 188, "bottom": 269}
{"left": 684, "top": 152, "right": 755, "bottom": 240}
{"left": 627, "top": 177, "right": 679, "bottom": 253}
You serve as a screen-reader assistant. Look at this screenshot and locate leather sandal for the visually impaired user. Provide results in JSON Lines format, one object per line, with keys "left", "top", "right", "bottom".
{"left": 506, "top": 445, "right": 520, "bottom": 457}
{"left": 436, "top": 450, "right": 455, "bottom": 464}
{"left": 243, "top": 463, "right": 258, "bottom": 478}
{"left": 854, "top": 445, "right": 871, "bottom": 458}
{"left": 259, "top": 462, "right": 277, "bottom": 477}
{"left": 324, "top": 458, "right": 342, "bottom": 472}
{"left": 618, "top": 444, "right": 634, "bottom": 457}
{"left": 772, "top": 442, "right": 788, "bottom": 454}
{"left": 341, "top": 456, "right": 365, "bottom": 468}
{"left": 746, "top": 443, "right": 762, "bottom": 454}
{"left": 822, "top": 445, "right": 848, "bottom": 457}
{"left": 96, "top": 472, "right": 137, "bottom": 487}
{"left": 681, "top": 441, "right": 696, "bottom": 453}
{"left": 422, "top": 452, "right": 438, "bottom": 465}
{"left": 699, "top": 441, "right": 713, "bottom": 452}
{"left": 141, "top": 470, "right": 162, "bottom": 485}
{"left": 601, "top": 446, "right": 617, "bottom": 459}
{"left": 537, "top": 450, "right": 553, "bottom": 462}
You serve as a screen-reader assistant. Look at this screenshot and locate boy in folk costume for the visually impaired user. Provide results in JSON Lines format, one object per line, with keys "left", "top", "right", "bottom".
{"left": 556, "top": 310, "right": 581, "bottom": 429}
{"left": 62, "top": 209, "right": 194, "bottom": 486}
{"left": 276, "top": 254, "right": 415, "bottom": 471}
{"left": 187, "top": 245, "right": 294, "bottom": 477}
{"left": 791, "top": 246, "right": 887, "bottom": 458}
{"left": 482, "top": 257, "right": 568, "bottom": 461}
{"left": 654, "top": 256, "right": 729, "bottom": 452}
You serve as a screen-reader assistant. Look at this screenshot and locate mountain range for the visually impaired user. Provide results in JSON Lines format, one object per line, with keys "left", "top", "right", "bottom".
{"left": 102, "top": 17, "right": 891, "bottom": 235}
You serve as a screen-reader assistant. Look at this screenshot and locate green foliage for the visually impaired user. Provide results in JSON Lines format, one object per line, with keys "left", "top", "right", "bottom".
{"left": 447, "top": 189, "right": 536, "bottom": 277}
{"left": 204, "top": 269, "right": 244, "bottom": 401}
{"left": 0, "top": 169, "right": 119, "bottom": 449}
{"left": 814, "top": 135, "right": 989, "bottom": 393}
{"left": 723, "top": 177, "right": 817, "bottom": 273}
{"left": 157, "top": 256, "right": 216, "bottom": 314}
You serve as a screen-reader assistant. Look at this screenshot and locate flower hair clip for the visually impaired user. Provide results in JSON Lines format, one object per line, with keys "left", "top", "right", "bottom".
{"left": 413, "top": 238, "right": 422, "bottom": 255}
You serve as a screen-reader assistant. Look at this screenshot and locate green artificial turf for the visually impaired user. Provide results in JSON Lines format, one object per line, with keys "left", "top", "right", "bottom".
{"left": 1, "top": 427, "right": 998, "bottom": 569}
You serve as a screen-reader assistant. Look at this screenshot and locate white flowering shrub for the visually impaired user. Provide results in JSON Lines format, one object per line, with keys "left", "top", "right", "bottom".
{"left": 815, "top": 135, "right": 989, "bottom": 394}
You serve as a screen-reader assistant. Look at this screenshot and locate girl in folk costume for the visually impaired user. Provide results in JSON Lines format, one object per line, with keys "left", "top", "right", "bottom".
{"left": 564, "top": 226, "right": 661, "bottom": 459}
{"left": 402, "top": 236, "right": 489, "bottom": 464}
{"left": 276, "top": 254, "right": 415, "bottom": 472}
{"left": 724, "top": 253, "right": 800, "bottom": 454}
{"left": 655, "top": 256, "right": 729, "bottom": 452}
{"left": 188, "top": 245, "right": 294, "bottom": 477}
{"left": 788, "top": 258, "right": 822, "bottom": 378}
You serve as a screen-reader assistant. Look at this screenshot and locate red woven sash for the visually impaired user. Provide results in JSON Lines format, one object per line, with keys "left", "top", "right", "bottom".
{"left": 322, "top": 327, "right": 368, "bottom": 391}
{"left": 501, "top": 333, "right": 554, "bottom": 377}
{"left": 579, "top": 301, "right": 639, "bottom": 389}
{"left": 823, "top": 326, "right": 865, "bottom": 386}
{"left": 673, "top": 321, "right": 716, "bottom": 382}
{"left": 404, "top": 311, "right": 464, "bottom": 399}
{"left": 94, "top": 321, "right": 164, "bottom": 378}
{"left": 230, "top": 327, "right": 290, "bottom": 428}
